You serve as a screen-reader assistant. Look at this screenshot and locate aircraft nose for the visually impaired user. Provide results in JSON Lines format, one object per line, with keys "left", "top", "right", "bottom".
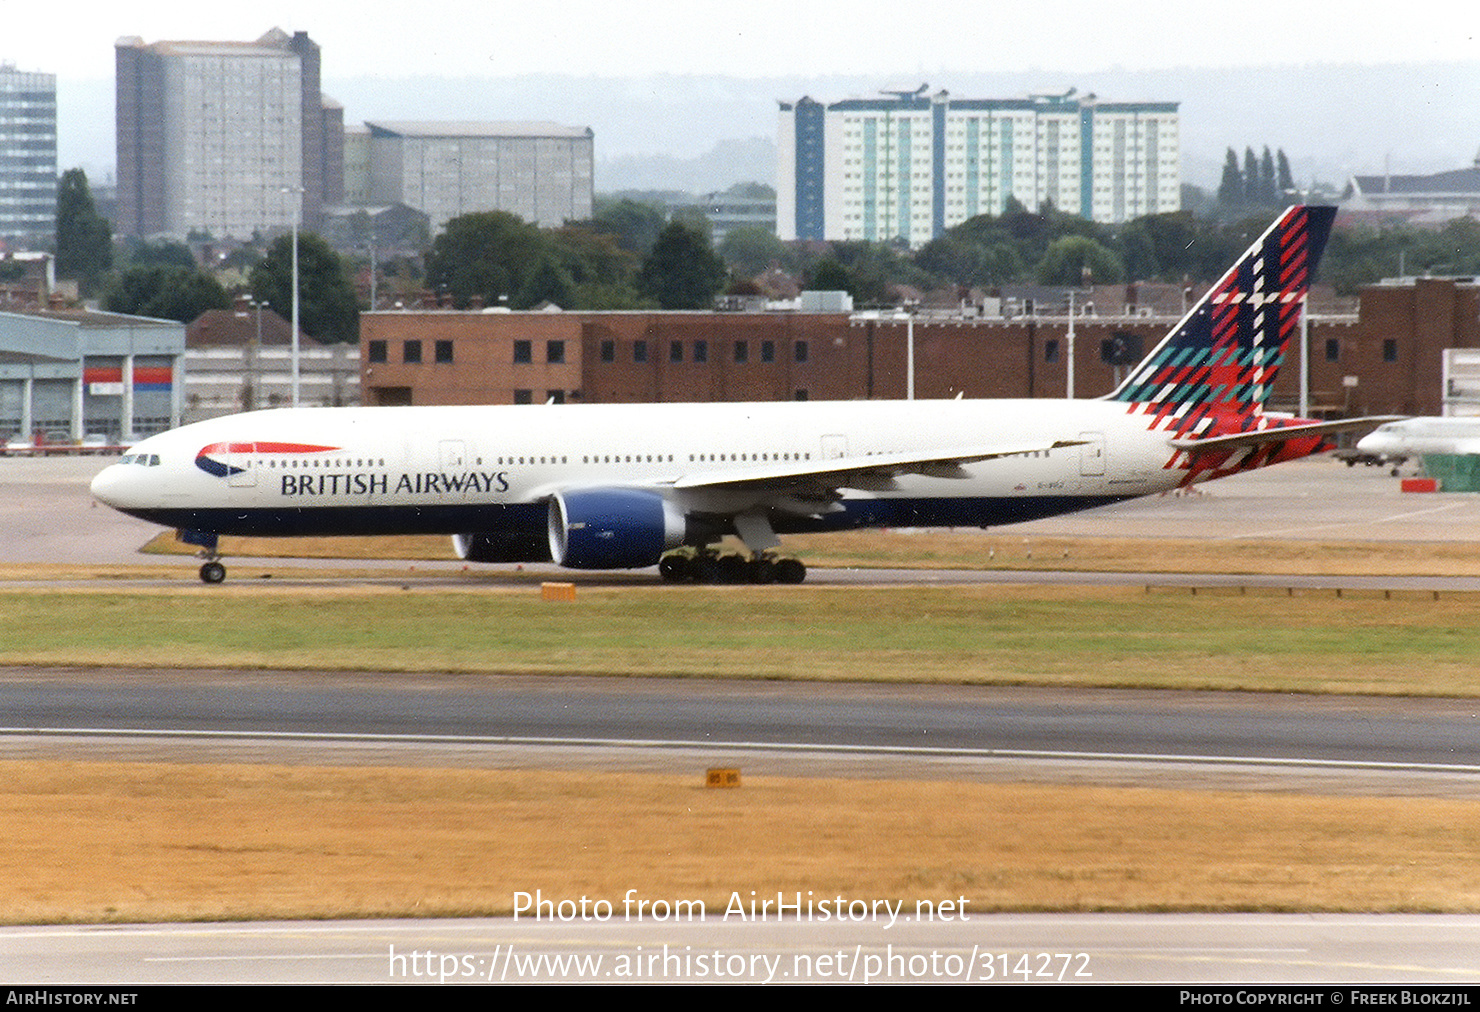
{"left": 90, "top": 461, "right": 128, "bottom": 507}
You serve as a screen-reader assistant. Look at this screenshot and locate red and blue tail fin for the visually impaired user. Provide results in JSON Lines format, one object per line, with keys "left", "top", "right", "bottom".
{"left": 1108, "top": 205, "right": 1336, "bottom": 436}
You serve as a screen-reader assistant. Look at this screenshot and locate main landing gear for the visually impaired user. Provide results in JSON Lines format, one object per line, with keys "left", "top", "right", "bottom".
{"left": 658, "top": 549, "right": 807, "bottom": 584}
{"left": 659, "top": 510, "right": 807, "bottom": 584}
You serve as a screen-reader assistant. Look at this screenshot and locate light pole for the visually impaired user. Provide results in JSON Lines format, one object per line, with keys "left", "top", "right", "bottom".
{"left": 246, "top": 298, "right": 269, "bottom": 412}
{"left": 895, "top": 307, "right": 916, "bottom": 400}
{"left": 1066, "top": 288, "right": 1077, "bottom": 399}
{"left": 366, "top": 226, "right": 378, "bottom": 313}
{"left": 1299, "top": 294, "right": 1309, "bottom": 418}
{"left": 280, "top": 185, "right": 304, "bottom": 408}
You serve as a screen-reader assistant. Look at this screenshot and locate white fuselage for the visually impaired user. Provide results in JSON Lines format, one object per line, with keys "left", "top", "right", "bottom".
{"left": 1356, "top": 418, "right": 1480, "bottom": 459}
{"left": 91, "top": 398, "right": 1185, "bottom": 541}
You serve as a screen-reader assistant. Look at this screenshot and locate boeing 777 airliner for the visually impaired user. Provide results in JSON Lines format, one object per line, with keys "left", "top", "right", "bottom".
{"left": 91, "top": 206, "right": 1387, "bottom": 584}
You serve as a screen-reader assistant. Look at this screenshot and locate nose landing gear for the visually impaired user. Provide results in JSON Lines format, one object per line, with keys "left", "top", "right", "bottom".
{"left": 179, "top": 529, "right": 227, "bottom": 584}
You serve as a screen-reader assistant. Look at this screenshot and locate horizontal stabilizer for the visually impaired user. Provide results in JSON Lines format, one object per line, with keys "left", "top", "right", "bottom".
{"left": 1168, "top": 416, "right": 1403, "bottom": 455}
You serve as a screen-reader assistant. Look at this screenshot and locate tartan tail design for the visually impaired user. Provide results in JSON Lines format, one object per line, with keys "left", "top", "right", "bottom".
{"left": 1108, "top": 206, "right": 1336, "bottom": 437}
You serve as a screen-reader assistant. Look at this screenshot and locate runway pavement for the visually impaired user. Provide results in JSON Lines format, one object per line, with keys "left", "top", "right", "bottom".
{"left": 7, "top": 913, "right": 1480, "bottom": 984}
{"left": 3, "top": 669, "right": 1478, "bottom": 797}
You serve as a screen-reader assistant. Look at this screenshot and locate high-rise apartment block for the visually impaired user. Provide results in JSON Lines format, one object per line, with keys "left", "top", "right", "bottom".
{"left": 778, "top": 87, "right": 1180, "bottom": 244}
{"left": 0, "top": 63, "right": 57, "bottom": 249}
{"left": 115, "top": 28, "right": 343, "bottom": 240}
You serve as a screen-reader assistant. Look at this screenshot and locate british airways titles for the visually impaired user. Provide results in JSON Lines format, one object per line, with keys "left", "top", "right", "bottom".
{"left": 280, "top": 469, "right": 511, "bottom": 497}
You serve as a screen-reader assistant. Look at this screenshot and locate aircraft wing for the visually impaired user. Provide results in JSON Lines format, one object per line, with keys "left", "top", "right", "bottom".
{"left": 1167, "top": 416, "right": 1403, "bottom": 455}
{"left": 668, "top": 438, "right": 1088, "bottom": 491}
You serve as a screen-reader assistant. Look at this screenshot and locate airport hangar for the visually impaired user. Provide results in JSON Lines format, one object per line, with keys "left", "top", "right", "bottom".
{"left": 0, "top": 309, "right": 185, "bottom": 445}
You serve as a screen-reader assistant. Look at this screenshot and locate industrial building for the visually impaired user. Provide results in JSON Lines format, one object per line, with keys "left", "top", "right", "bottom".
{"left": 1344, "top": 157, "right": 1480, "bottom": 224}
{"left": 778, "top": 86, "right": 1179, "bottom": 244}
{"left": 0, "top": 309, "right": 185, "bottom": 445}
{"left": 678, "top": 190, "right": 778, "bottom": 245}
{"left": 357, "top": 277, "right": 1478, "bottom": 422}
{"left": 363, "top": 121, "right": 594, "bottom": 233}
{"left": 184, "top": 300, "right": 359, "bottom": 422}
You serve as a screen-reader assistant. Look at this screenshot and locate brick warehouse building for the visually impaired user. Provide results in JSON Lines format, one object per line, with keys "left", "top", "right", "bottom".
{"left": 358, "top": 278, "right": 1480, "bottom": 418}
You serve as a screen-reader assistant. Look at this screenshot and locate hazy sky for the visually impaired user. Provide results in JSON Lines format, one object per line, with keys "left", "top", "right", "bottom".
{"left": 7, "top": 0, "right": 1475, "bottom": 80}
{"left": 4, "top": 1, "right": 1477, "bottom": 181}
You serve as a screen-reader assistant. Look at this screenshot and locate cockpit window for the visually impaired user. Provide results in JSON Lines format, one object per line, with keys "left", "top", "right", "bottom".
{"left": 117, "top": 454, "right": 160, "bottom": 466}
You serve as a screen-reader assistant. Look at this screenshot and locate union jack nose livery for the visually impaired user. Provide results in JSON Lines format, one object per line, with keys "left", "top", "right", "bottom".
{"left": 194, "top": 442, "right": 341, "bottom": 478}
{"left": 91, "top": 206, "right": 1392, "bottom": 585}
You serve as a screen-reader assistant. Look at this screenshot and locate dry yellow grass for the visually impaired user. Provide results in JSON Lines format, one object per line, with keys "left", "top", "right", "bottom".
{"left": 3, "top": 761, "right": 1478, "bottom": 924}
{"left": 786, "top": 530, "right": 1480, "bottom": 578}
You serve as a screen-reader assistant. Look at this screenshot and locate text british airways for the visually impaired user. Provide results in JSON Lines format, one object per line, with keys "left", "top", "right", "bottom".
{"left": 281, "top": 471, "right": 510, "bottom": 496}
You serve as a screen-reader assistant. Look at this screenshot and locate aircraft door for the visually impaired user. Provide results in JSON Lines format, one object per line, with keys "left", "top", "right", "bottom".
{"left": 439, "top": 439, "right": 466, "bottom": 470}
{"left": 1078, "top": 432, "right": 1106, "bottom": 477}
{"left": 821, "top": 434, "right": 848, "bottom": 460}
{"left": 225, "top": 442, "right": 257, "bottom": 487}
{"left": 439, "top": 439, "right": 469, "bottom": 499}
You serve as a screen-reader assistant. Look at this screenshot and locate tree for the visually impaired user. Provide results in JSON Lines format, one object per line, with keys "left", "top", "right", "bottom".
{"left": 1276, "top": 149, "right": 1296, "bottom": 196}
{"left": 1116, "top": 211, "right": 1201, "bottom": 281}
{"left": 545, "top": 225, "right": 645, "bottom": 309}
{"left": 513, "top": 255, "right": 575, "bottom": 309}
{"left": 724, "top": 181, "right": 776, "bottom": 200}
{"left": 1258, "top": 147, "right": 1278, "bottom": 206}
{"left": 220, "top": 246, "right": 263, "bottom": 273}
{"left": 806, "top": 258, "right": 854, "bottom": 295}
{"left": 637, "top": 222, "right": 727, "bottom": 309}
{"left": 54, "top": 169, "right": 112, "bottom": 293}
{"left": 104, "top": 265, "right": 229, "bottom": 323}
{"left": 1036, "top": 236, "right": 1125, "bottom": 286}
{"left": 1218, "top": 149, "right": 1244, "bottom": 209}
{"left": 670, "top": 205, "right": 713, "bottom": 246}
{"left": 829, "top": 240, "right": 931, "bottom": 304}
{"left": 1116, "top": 223, "right": 1159, "bottom": 282}
{"left": 250, "top": 232, "right": 360, "bottom": 343}
{"left": 547, "top": 225, "right": 639, "bottom": 290}
{"left": 425, "top": 211, "right": 546, "bottom": 309}
{"left": 912, "top": 235, "right": 983, "bottom": 287}
{"left": 718, "top": 225, "right": 786, "bottom": 278}
{"left": 590, "top": 198, "right": 667, "bottom": 257}
{"left": 120, "top": 239, "right": 197, "bottom": 271}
